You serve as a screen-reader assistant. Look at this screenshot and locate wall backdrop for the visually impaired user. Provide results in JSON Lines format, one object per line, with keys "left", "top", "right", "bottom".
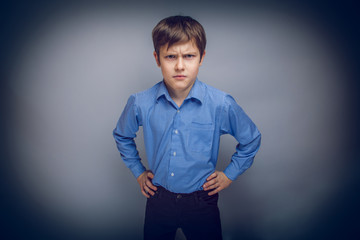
{"left": 1, "top": 1, "right": 359, "bottom": 240}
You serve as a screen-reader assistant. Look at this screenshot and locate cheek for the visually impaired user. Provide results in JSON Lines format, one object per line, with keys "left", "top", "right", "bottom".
{"left": 189, "top": 65, "right": 200, "bottom": 74}
{"left": 160, "top": 66, "right": 171, "bottom": 75}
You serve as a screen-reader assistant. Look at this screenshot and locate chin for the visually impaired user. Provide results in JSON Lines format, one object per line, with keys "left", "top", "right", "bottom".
{"left": 175, "top": 83, "right": 191, "bottom": 89}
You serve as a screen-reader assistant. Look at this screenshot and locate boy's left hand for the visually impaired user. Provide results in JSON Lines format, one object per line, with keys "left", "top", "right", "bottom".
{"left": 203, "top": 171, "right": 232, "bottom": 195}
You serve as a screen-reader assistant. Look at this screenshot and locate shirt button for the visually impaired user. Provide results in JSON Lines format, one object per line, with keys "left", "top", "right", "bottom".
{"left": 171, "top": 172, "right": 174, "bottom": 177}
{"left": 174, "top": 129, "right": 178, "bottom": 134}
{"left": 177, "top": 110, "right": 180, "bottom": 113}
{"left": 173, "top": 152, "right": 176, "bottom": 156}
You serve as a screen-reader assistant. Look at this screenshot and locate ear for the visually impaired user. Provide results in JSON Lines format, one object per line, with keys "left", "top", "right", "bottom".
{"left": 199, "top": 50, "right": 206, "bottom": 66}
{"left": 153, "top": 51, "right": 161, "bottom": 67}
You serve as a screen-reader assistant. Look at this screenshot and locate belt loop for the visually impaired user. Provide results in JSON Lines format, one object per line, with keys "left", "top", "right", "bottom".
{"left": 157, "top": 186, "right": 162, "bottom": 198}
{"left": 194, "top": 191, "right": 199, "bottom": 206}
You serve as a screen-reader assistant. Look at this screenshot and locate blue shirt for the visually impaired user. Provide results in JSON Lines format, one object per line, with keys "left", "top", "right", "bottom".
{"left": 113, "top": 79, "right": 261, "bottom": 193}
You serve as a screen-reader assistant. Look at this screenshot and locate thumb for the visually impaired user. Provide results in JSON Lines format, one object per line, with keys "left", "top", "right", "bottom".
{"left": 148, "top": 172, "right": 154, "bottom": 179}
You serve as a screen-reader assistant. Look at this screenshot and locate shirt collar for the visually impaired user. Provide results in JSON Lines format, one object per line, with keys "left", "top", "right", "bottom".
{"left": 156, "top": 81, "right": 172, "bottom": 102}
{"left": 156, "top": 79, "right": 204, "bottom": 104}
{"left": 185, "top": 79, "right": 204, "bottom": 104}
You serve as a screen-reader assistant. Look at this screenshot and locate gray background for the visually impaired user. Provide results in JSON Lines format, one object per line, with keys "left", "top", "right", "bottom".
{"left": 1, "top": 1, "right": 359, "bottom": 240}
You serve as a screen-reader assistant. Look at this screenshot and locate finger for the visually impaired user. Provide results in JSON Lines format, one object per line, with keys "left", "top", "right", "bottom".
{"left": 145, "top": 180, "right": 158, "bottom": 191}
{"left": 204, "top": 182, "right": 220, "bottom": 191}
{"left": 144, "top": 185, "right": 155, "bottom": 196}
{"left": 206, "top": 172, "right": 217, "bottom": 181}
{"left": 209, "top": 181, "right": 220, "bottom": 190}
{"left": 203, "top": 179, "right": 217, "bottom": 189}
{"left": 208, "top": 186, "right": 224, "bottom": 196}
{"left": 141, "top": 189, "right": 150, "bottom": 198}
{"left": 208, "top": 187, "right": 221, "bottom": 196}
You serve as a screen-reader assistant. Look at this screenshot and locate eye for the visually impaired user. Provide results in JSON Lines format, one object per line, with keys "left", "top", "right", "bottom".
{"left": 184, "top": 54, "right": 195, "bottom": 59}
{"left": 165, "top": 55, "right": 176, "bottom": 59}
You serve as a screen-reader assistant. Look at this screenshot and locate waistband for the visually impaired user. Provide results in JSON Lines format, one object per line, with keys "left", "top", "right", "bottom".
{"left": 155, "top": 185, "right": 213, "bottom": 199}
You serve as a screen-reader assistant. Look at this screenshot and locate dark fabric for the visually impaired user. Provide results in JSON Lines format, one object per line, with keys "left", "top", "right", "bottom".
{"left": 144, "top": 186, "right": 222, "bottom": 240}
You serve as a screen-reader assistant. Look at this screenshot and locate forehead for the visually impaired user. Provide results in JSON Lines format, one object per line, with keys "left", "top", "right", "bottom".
{"left": 160, "top": 40, "right": 199, "bottom": 53}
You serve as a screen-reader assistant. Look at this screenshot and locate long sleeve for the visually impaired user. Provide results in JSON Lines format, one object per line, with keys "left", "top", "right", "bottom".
{"left": 220, "top": 95, "right": 261, "bottom": 180}
{"left": 113, "top": 95, "right": 146, "bottom": 178}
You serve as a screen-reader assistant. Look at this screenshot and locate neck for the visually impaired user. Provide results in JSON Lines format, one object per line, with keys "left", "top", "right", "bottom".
{"left": 163, "top": 81, "right": 195, "bottom": 108}
{"left": 168, "top": 89, "right": 189, "bottom": 107}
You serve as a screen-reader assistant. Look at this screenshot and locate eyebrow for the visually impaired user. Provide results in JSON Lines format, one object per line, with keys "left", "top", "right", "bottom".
{"left": 165, "top": 52, "right": 198, "bottom": 55}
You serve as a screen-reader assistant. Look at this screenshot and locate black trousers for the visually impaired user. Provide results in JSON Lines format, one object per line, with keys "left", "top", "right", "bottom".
{"left": 144, "top": 186, "right": 222, "bottom": 240}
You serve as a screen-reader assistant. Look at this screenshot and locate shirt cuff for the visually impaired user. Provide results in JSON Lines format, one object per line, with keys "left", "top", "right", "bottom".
{"left": 223, "top": 156, "right": 254, "bottom": 181}
{"left": 130, "top": 164, "right": 146, "bottom": 179}
{"left": 223, "top": 167, "right": 241, "bottom": 181}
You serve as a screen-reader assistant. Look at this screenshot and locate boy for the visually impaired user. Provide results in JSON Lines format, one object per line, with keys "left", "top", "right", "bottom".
{"left": 113, "top": 15, "right": 261, "bottom": 240}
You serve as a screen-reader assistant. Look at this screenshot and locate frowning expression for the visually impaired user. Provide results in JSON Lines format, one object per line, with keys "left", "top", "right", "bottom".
{"left": 154, "top": 40, "right": 205, "bottom": 96}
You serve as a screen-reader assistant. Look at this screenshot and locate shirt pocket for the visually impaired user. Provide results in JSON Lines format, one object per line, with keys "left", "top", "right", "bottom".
{"left": 188, "top": 121, "right": 214, "bottom": 152}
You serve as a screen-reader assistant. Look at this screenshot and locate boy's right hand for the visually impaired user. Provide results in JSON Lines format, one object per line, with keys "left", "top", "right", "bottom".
{"left": 137, "top": 170, "right": 157, "bottom": 198}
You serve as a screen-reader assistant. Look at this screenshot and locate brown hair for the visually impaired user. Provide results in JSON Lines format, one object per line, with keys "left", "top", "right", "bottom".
{"left": 152, "top": 15, "right": 206, "bottom": 60}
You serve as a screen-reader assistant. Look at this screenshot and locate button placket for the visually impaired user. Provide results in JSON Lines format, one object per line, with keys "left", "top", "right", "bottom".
{"left": 171, "top": 109, "right": 179, "bottom": 158}
{"left": 169, "top": 108, "right": 181, "bottom": 183}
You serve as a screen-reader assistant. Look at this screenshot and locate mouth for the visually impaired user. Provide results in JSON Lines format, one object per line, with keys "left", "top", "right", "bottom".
{"left": 173, "top": 75, "right": 186, "bottom": 80}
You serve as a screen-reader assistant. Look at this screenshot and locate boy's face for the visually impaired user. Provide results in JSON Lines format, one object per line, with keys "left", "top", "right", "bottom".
{"left": 154, "top": 40, "right": 205, "bottom": 96}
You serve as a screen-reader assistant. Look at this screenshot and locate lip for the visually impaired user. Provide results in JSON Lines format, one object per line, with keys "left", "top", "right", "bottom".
{"left": 173, "top": 75, "right": 186, "bottom": 80}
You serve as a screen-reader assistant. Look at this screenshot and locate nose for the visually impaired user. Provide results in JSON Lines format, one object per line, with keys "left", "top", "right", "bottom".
{"left": 175, "top": 57, "right": 185, "bottom": 71}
